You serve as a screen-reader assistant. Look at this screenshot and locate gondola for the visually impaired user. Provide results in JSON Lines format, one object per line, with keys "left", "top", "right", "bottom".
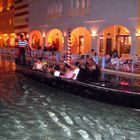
{"left": 16, "top": 64, "right": 140, "bottom": 109}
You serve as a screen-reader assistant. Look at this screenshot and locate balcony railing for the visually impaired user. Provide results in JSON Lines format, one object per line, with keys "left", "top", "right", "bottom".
{"left": 1, "top": 47, "right": 140, "bottom": 73}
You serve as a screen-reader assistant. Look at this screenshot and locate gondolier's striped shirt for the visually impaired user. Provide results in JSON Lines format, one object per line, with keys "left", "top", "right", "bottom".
{"left": 18, "top": 39, "right": 28, "bottom": 47}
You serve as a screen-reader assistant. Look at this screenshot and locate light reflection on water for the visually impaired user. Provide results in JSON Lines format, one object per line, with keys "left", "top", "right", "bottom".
{"left": 0, "top": 59, "right": 140, "bottom": 140}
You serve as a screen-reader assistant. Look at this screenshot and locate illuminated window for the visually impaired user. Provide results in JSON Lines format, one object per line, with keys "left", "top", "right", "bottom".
{"left": 7, "top": 0, "right": 13, "bottom": 10}
{"left": 0, "top": 0, "right": 3, "bottom": 12}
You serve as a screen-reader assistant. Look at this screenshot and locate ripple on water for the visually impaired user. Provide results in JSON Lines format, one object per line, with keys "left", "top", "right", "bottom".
{"left": 0, "top": 59, "right": 140, "bottom": 140}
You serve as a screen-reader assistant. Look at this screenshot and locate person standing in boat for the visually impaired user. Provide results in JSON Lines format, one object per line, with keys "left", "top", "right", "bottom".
{"left": 18, "top": 34, "right": 28, "bottom": 65}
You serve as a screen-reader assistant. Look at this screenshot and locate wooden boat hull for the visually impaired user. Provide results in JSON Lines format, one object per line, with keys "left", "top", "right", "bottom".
{"left": 16, "top": 65, "right": 140, "bottom": 109}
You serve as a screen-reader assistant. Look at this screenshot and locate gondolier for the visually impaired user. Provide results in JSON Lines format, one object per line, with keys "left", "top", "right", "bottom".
{"left": 18, "top": 34, "right": 28, "bottom": 65}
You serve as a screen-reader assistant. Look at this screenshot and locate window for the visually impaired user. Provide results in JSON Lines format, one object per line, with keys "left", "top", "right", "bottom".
{"left": 7, "top": 0, "right": 13, "bottom": 10}
{"left": 47, "top": 0, "right": 62, "bottom": 18}
{"left": 0, "top": 0, "right": 3, "bottom": 12}
{"left": 69, "top": 0, "right": 91, "bottom": 16}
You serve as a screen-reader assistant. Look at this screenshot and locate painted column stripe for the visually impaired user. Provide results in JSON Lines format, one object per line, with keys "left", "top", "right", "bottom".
{"left": 67, "top": 34, "right": 72, "bottom": 63}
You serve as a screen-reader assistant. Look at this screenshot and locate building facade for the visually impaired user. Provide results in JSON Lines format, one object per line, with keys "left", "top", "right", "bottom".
{"left": 14, "top": 0, "right": 29, "bottom": 36}
{"left": 0, "top": 0, "right": 15, "bottom": 47}
{"left": 0, "top": 0, "right": 29, "bottom": 47}
{"left": 28, "top": 0, "right": 140, "bottom": 57}
{"left": 0, "top": 0, "right": 140, "bottom": 57}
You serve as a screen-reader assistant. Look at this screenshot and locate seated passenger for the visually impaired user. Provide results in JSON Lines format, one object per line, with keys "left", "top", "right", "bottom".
{"left": 76, "top": 58, "right": 88, "bottom": 82}
{"left": 47, "top": 64, "right": 57, "bottom": 75}
{"left": 86, "top": 58, "right": 101, "bottom": 82}
{"left": 60, "top": 63, "right": 80, "bottom": 80}
{"left": 58, "top": 63, "right": 66, "bottom": 76}
{"left": 33, "top": 57, "right": 43, "bottom": 71}
{"left": 53, "top": 64, "right": 61, "bottom": 77}
{"left": 42, "top": 58, "right": 48, "bottom": 72}
{"left": 120, "top": 59, "right": 132, "bottom": 72}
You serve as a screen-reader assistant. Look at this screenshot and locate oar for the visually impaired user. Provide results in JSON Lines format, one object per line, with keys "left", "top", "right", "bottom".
{"left": 26, "top": 45, "right": 34, "bottom": 66}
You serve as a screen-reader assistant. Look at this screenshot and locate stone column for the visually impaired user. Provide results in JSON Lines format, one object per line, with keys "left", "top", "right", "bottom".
{"left": 91, "top": 35, "right": 98, "bottom": 53}
{"left": 131, "top": 33, "right": 137, "bottom": 56}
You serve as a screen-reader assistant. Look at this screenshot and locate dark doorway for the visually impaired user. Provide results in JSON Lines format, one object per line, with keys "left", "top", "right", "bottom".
{"left": 106, "top": 38, "right": 112, "bottom": 55}
{"left": 79, "top": 35, "right": 84, "bottom": 54}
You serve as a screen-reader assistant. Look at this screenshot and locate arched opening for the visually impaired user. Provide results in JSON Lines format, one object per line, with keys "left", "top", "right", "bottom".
{"left": 45, "top": 29, "right": 63, "bottom": 51}
{"left": 29, "top": 31, "right": 43, "bottom": 49}
{"left": 71, "top": 27, "right": 91, "bottom": 54}
{"left": 99, "top": 25, "right": 131, "bottom": 57}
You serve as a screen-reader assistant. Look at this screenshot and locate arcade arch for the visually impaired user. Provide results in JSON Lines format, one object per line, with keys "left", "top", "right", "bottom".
{"left": 45, "top": 29, "right": 63, "bottom": 51}
{"left": 70, "top": 27, "right": 91, "bottom": 54}
{"left": 98, "top": 25, "right": 131, "bottom": 57}
{"left": 29, "top": 31, "right": 43, "bottom": 49}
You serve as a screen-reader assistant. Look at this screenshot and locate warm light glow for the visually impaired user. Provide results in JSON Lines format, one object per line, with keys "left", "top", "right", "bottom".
{"left": 64, "top": 32, "right": 67, "bottom": 37}
{"left": 62, "top": 36, "right": 64, "bottom": 44}
{"left": 100, "top": 35, "right": 103, "bottom": 39}
{"left": 80, "top": 38, "right": 84, "bottom": 41}
{"left": 10, "top": 33, "right": 15, "bottom": 36}
{"left": 69, "top": 34, "right": 75, "bottom": 46}
{"left": 7, "top": 0, "right": 13, "bottom": 10}
{"left": 42, "top": 32, "right": 45, "bottom": 38}
{"left": 136, "top": 32, "right": 140, "bottom": 37}
{"left": 26, "top": 34, "right": 29, "bottom": 38}
{"left": 124, "top": 28, "right": 129, "bottom": 33}
{"left": 48, "top": 33, "right": 53, "bottom": 46}
{"left": 0, "top": 1, "right": 3, "bottom": 12}
{"left": 4, "top": 34, "right": 8, "bottom": 37}
{"left": 91, "top": 31, "right": 97, "bottom": 37}
{"left": 29, "top": 30, "right": 43, "bottom": 48}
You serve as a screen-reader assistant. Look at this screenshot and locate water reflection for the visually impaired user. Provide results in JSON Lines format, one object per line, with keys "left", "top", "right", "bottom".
{"left": 101, "top": 72, "right": 140, "bottom": 88}
{"left": 0, "top": 59, "right": 140, "bottom": 140}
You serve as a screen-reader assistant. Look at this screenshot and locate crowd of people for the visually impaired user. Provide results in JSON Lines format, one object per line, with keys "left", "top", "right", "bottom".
{"left": 32, "top": 52, "right": 101, "bottom": 82}
{"left": 105, "top": 49, "right": 133, "bottom": 71}
{"left": 32, "top": 57, "right": 80, "bottom": 80}
{"left": 16, "top": 34, "right": 132, "bottom": 81}
{"left": 16, "top": 34, "right": 131, "bottom": 81}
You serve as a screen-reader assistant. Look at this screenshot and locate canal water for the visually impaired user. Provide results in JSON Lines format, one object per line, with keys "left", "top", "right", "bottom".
{"left": 0, "top": 58, "right": 140, "bottom": 140}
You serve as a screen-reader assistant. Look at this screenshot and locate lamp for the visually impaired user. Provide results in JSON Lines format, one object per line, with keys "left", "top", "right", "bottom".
{"left": 99, "top": 35, "right": 103, "bottom": 39}
{"left": 26, "top": 34, "right": 29, "bottom": 38}
{"left": 42, "top": 32, "right": 45, "bottom": 38}
{"left": 91, "top": 31, "right": 97, "bottom": 37}
{"left": 64, "top": 32, "right": 67, "bottom": 37}
{"left": 136, "top": 33, "right": 140, "bottom": 37}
